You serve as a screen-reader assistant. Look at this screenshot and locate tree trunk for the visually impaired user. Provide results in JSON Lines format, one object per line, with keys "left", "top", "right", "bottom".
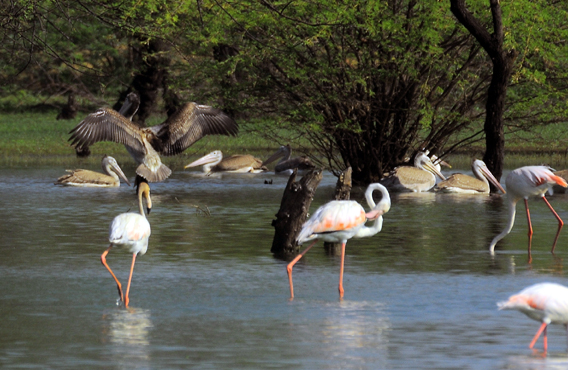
{"left": 271, "top": 169, "right": 323, "bottom": 256}
{"left": 115, "top": 38, "right": 172, "bottom": 126}
{"left": 450, "top": 0, "right": 518, "bottom": 191}
{"left": 324, "top": 167, "right": 352, "bottom": 252}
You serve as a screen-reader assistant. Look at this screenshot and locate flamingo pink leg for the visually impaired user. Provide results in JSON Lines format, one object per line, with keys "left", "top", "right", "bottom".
{"left": 101, "top": 245, "right": 124, "bottom": 303}
{"left": 524, "top": 199, "right": 534, "bottom": 263}
{"left": 529, "top": 322, "right": 548, "bottom": 351}
{"left": 338, "top": 242, "right": 346, "bottom": 298}
{"left": 287, "top": 240, "right": 318, "bottom": 299}
{"left": 542, "top": 197, "right": 564, "bottom": 253}
{"left": 124, "top": 253, "right": 138, "bottom": 308}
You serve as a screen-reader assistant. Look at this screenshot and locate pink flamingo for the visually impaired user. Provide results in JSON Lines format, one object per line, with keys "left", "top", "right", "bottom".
{"left": 498, "top": 282, "right": 568, "bottom": 352}
{"left": 287, "top": 183, "right": 391, "bottom": 299}
{"left": 101, "top": 181, "right": 152, "bottom": 307}
{"left": 489, "top": 166, "right": 567, "bottom": 261}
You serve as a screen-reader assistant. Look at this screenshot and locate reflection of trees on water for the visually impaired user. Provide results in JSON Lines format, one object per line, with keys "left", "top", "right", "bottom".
{"left": 102, "top": 308, "right": 153, "bottom": 369}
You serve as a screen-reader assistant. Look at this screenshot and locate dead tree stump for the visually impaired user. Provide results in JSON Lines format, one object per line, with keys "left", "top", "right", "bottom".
{"left": 324, "top": 167, "right": 353, "bottom": 252}
{"left": 271, "top": 169, "right": 323, "bottom": 256}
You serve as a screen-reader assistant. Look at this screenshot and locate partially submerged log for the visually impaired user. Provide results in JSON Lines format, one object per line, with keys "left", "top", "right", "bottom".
{"left": 324, "top": 167, "right": 352, "bottom": 252}
{"left": 271, "top": 168, "right": 323, "bottom": 256}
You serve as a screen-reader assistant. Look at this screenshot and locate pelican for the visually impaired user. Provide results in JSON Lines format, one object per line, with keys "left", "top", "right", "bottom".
{"left": 287, "top": 183, "right": 391, "bottom": 299}
{"left": 184, "top": 150, "right": 267, "bottom": 173}
{"left": 54, "top": 155, "right": 130, "bottom": 187}
{"left": 430, "top": 154, "right": 451, "bottom": 173}
{"left": 379, "top": 151, "right": 446, "bottom": 192}
{"left": 262, "top": 144, "right": 315, "bottom": 175}
{"left": 489, "top": 166, "right": 567, "bottom": 261}
{"left": 68, "top": 95, "right": 238, "bottom": 182}
{"left": 436, "top": 159, "right": 505, "bottom": 194}
{"left": 101, "top": 181, "right": 152, "bottom": 308}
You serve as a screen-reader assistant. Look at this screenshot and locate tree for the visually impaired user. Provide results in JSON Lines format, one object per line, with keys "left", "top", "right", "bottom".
{"left": 177, "top": 0, "right": 493, "bottom": 184}
{"left": 450, "top": 0, "right": 518, "bottom": 187}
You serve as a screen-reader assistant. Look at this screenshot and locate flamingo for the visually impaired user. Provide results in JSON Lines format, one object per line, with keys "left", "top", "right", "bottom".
{"left": 55, "top": 155, "right": 131, "bottom": 187}
{"left": 184, "top": 150, "right": 267, "bottom": 174}
{"left": 489, "top": 166, "right": 567, "bottom": 261}
{"left": 380, "top": 151, "right": 446, "bottom": 192}
{"left": 262, "top": 144, "right": 315, "bottom": 175}
{"left": 68, "top": 93, "right": 238, "bottom": 183}
{"left": 101, "top": 181, "right": 152, "bottom": 307}
{"left": 498, "top": 282, "right": 568, "bottom": 352}
{"left": 287, "top": 183, "right": 391, "bottom": 299}
{"left": 436, "top": 159, "right": 506, "bottom": 194}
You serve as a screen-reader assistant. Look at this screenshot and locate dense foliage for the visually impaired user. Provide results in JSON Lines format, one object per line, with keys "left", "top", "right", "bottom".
{"left": 1, "top": 0, "right": 568, "bottom": 183}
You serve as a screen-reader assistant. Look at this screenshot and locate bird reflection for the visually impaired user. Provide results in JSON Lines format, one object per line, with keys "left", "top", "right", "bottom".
{"left": 392, "top": 191, "right": 436, "bottom": 204}
{"left": 320, "top": 301, "right": 389, "bottom": 367}
{"left": 102, "top": 308, "right": 153, "bottom": 369}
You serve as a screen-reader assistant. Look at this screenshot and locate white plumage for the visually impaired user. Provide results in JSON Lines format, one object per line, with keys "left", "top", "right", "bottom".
{"left": 287, "top": 183, "right": 391, "bottom": 299}
{"left": 489, "top": 166, "right": 567, "bottom": 260}
{"left": 101, "top": 181, "right": 152, "bottom": 307}
{"left": 498, "top": 282, "right": 568, "bottom": 352}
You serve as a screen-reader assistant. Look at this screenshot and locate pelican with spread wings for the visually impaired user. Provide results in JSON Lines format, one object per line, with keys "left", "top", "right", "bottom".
{"left": 68, "top": 97, "right": 238, "bottom": 182}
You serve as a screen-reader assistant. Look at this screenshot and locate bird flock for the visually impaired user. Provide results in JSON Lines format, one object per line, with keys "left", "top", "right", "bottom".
{"left": 55, "top": 94, "right": 568, "bottom": 353}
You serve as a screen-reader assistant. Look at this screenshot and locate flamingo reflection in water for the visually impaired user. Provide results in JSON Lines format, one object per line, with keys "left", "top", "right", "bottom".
{"left": 489, "top": 165, "right": 566, "bottom": 262}
{"left": 498, "top": 282, "right": 568, "bottom": 352}
{"left": 101, "top": 181, "right": 152, "bottom": 307}
{"left": 287, "top": 183, "right": 391, "bottom": 299}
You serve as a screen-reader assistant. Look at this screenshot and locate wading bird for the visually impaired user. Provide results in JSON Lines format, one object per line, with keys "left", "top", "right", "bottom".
{"left": 55, "top": 155, "right": 130, "bottom": 187}
{"left": 380, "top": 151, "right": 446, "bottom": 192}
{"left": 68, "top": 95, "right": 238, "bottom": 182}
{"left": 262, "top": 144, "right": 315, "bottom": 175}
{"left": 489, "top": 166, "right": 567, "bottom": 261}
{"left": 101, "top": 181, "right": 152, "bottom": 307}
{"left": 287, "top": 183, "right": 391, "bottom": 299}
{"left": 436, "top": 159, "right": 505, "bottom": 194}
{"left": 498, "top": 282, "right": 568, "bottom": 352}
{"left": 184, "top": 150, "right": 267, "bottom": 174}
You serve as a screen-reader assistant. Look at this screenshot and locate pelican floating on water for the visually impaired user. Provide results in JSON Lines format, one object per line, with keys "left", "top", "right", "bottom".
{"left": 68, "top": 95, "right": 238, "bottom": 182}
{"left": 184, "top": 150, "right": 267, "bottom": 173}
{"left": 54, "top": 155, "right": 130, "bottom": 187}
{"left": 380, "top": 151, "right": 446, "bottom": 192}
{"left": 436, "top": 159, "right": 505, "bottom": 194}
{"left": 262, "top": 144, "right": 315, "bottom": 175}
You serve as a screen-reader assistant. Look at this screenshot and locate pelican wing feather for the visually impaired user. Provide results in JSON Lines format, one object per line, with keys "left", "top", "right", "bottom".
{"left": 69, "top": 108, "right": 145, "bottom": 153}
{"left": 151, "top": 102, "right": 238, "bottom": 156}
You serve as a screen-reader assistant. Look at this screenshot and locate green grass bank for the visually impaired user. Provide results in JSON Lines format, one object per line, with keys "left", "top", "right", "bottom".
{"left": 1, "top": 112, "right": 568, "bottom": 170}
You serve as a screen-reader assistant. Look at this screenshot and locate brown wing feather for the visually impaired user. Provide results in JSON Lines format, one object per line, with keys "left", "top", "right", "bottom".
{"left": 437, "top": 174, "right": 487, "bottom": 192}
{"left": 55, "top": 169, "right": 117, "bottom": 186}
{"left": 152, "top": 103, "right": 238, "bottom": 156}
{"left": 68, "top": 108, "right": 145, "bottom": 152}
{"left": 215, "top": 155, "right": 263, "bottom": 171}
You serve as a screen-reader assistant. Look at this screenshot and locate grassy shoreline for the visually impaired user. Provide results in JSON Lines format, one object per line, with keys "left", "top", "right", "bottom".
{"left": 1, "top": 112, "right": 568, "bottom": 170}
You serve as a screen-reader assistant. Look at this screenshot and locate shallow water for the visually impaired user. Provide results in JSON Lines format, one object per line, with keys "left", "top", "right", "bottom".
{"left": 3, "top": 165, "right": 568, "bottom": 369}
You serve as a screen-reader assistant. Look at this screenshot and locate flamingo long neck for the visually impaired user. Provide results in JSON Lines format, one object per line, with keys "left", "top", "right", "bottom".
{"left": 356, "top": 184, "right": 391, "bottom": 238}
{"left": 489, "top": 196, "right": 517, "bottom": 252}
{"left": 137, "top": 184, "right": 151, "bottom": 217}
{"left": 356, "top": 216, "right": 384, "bottom": 238}
{"left": 138, "top": 190, "right": 146, "bottom": 217}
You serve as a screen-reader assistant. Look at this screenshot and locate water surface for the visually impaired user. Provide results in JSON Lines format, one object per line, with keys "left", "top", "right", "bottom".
{"left": 2, "top": 165, "right": 568, "bottom": 369}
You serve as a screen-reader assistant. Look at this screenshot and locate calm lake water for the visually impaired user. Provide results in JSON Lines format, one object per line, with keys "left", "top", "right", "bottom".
{"left": 3, "top": 163, "right": 568, "bottom": 369}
